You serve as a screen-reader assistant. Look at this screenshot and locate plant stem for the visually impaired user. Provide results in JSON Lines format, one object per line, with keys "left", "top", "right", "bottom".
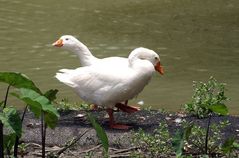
{"left": 41, "top": 111, "right": 46, "bottom": 158}
{"left": 14, "top": 105, "right": 28, "bottom": 157}
{"left": 3, "top": 85, "right": 11, "bottom": 109}
{"left": 205, "top": 113, "right": 212, "bottom": 155}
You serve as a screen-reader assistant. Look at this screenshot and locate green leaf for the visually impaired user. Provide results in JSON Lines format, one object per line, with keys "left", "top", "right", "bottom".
{"left": 3, "top": 133, "right": 16, "bottom": 151}
{"left": 44, "top": 89, "right": 58, "bottom": 102}
{"left": 12, "top": 88, "right": 59, "bottom": 129}
{"left": 209, "top": 104, "right": 228, "bottom": 115}
{"left": 172, "top": 124, "right": 193, "bottom": 158}
{"left": 172, "top": 130, "right": 184, "bottom": 157}
{"left": 0, "top": 107, "right": 22, "bottom": 137}
{"left": 0, "top": 72, "right": 41, "bottom": 94}
{"left": 87, "top": 113, "right": 109, "bottom": 152}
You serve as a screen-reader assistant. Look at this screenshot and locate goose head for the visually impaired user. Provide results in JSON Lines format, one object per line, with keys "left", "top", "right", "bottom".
{"left": 129, "top": 47, "right": 164, "bottom": 75}
{"left": 52, "top": 35, "right": 81, "bottom": 50}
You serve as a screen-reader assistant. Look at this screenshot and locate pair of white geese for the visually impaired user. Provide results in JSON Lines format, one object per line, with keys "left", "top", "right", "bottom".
{"left": 53, "top": 35, "right": 164, "bottom": 129}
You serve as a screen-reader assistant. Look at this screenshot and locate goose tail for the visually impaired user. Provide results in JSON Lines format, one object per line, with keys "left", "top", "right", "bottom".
{"left": 55, "top": 72, "right": 75, "bottom": 87}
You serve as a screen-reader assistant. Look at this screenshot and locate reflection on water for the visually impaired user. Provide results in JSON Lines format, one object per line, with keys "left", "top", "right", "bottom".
{"left": 0, "top": 0, "right": 239, "bottom": 113}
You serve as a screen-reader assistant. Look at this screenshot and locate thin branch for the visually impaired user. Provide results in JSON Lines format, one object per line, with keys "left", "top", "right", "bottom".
{"left": 78, "top": 144, "right": 102, "bottom": 154}
{"left": 110, "top": 154, "right": 131, "bottom": 158}
{"left": 56, "top": 129, "right": 91, "bottom": 156}
{"left": 113, "top": 147, "right": 138, "bottom": 154}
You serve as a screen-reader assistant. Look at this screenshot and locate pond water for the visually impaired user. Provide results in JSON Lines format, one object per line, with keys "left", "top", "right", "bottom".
{"left": 0, "top": 0, "right": 239, "bottom": 113}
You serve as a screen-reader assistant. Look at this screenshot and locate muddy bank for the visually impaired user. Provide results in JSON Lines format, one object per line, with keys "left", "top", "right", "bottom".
{"left": 21, "top": 110, "right": 239, "bottom": 157}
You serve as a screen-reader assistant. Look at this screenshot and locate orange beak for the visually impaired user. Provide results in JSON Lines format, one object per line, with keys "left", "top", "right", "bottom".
{"left": 154, "top": 61, "right": 164, "bottom": 75}
{"left": 52, "top": 39, "right": 63, "bottom": 47}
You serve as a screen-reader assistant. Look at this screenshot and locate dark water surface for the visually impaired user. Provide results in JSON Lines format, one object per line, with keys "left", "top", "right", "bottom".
{"left": 0, "top": 0, "right": 239, "bottom": 113}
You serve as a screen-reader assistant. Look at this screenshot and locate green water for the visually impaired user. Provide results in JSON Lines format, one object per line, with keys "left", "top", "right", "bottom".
{"left": 0, "top": 0, "right": 239, "bottom": 113}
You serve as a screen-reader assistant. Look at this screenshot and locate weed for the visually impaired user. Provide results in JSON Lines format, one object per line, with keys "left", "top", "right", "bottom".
{"left": 0, "top": 72, "right": 59, "bottom": 158}
{"left": 84, "top": 151, "right": 94, "bottom": 158}
{"left": 56, "top": 98, "right": 91, "bottom": 111}
{"left": 183, "top": 77, "right": 228, "bottom": 118}
{"left": 185, "top": 120, "right": 230, "bottom": 155}
{"left": 131, "top": 121, "right": 172, "bottom": 157}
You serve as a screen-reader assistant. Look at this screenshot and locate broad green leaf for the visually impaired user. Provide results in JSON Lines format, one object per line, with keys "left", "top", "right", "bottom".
{"left": 12, "top": 88, "right": 59, "bottom": 129}
{"left": 87, "top": 113, "right": 109, "bottom": 152}
{"left": 44, "top": 89, "right": 58, "bottom": 102}
{"left": 3, "top": 133, "right": 16, "bottom": 151}
{"left": 0, "top": 107, "right": 22, "bottom": 137}
{"left": 0, "top": 72, "right": 41, "bottom": 94}
{"left": 209, "top": 104, "right": 228, "bottom": 115}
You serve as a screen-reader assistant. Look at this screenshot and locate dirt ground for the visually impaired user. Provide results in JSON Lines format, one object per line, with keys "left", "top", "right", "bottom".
{"left": 20, "top": 109, "right": 239, "bottom": 157}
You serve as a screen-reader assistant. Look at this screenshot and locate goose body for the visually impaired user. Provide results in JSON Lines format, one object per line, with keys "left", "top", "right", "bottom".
{"left": 56, "top": 56, "right": 154, "bottom": 108}
{"left": 53, "top": 36, "right": 165, "bottom": 129}
{"left": 55, "top": 47, "right": 164, "bottom": 129}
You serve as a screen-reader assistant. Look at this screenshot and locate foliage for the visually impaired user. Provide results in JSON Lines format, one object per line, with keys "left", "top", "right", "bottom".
{"left": 0, "top": 72, "right": 41, "bottom": 94}
{"left": 183, "top": 77, "right": 228, "bottom": 118}
{"left": 87, "top": 113, "right": 109, "bottom": 154}
{"left": 0, "top": 107, "right": 22, "bottom": 137}
{"left": 172, "top": 123, "right": 193, "bottom": 157}
{"left": 12, "top": 88, "right": 59, "bottom": 129}
{"left": 56, "top": 98, "right": 91, "bottom": 111}
{"left": 185, "top": 120, "right": 230, "bottom": 155}
{"left": 18, "top": 143, "right": 27, "bottom": 157}
{"left": 131, "top": 121, "right": 172, "bottom": 157}
{"left": 3, "top": 133, "right": 16, "bottom": 154}
{"left": 0, "top": 71, "right": 59, "bottom": 157}
{"left": 84, "top": 151, "right": 94, "bottom": 158}
{"left": 221, "top": 137, "right": 239, "bottom": 157}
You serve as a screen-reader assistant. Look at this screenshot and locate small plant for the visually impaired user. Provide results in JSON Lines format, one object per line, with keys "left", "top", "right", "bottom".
{"left": 56, "top": 98, "right": 91, "bottom": 111}
{"left": 183, "top": 77, "right": 228, "bottom": 118}
{"left": 186, "top": 120, "right": 230, "bottom": 155}
{"left": 172, "top": 122, "right": 193, "bottom": 157}
{"left": 132, "top": 121, "right": 172, "bottom": 157}
{"left": 0, "top": 72, "right": 59, "bottom": 158}
{"left": 221, "top": 137, "right": 239, "bottom": 157}
{"left": 18, "top": 143, "right": 27, "bottom": 157}
{"left": 84, "top": 151, "right": 94, "bottom": 158}
{"left": 182, "top": 77, "right": 229, "bottom": 156}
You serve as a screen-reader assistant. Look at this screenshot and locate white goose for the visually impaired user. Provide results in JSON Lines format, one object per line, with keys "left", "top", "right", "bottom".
{"left": 55, "top": 47, "right": 164, "bottom": 129}
{"left": 52, "top": 35, "right": 164, "bottom": 112}
{"left": 52, "top": 35, "right": 127, "bottom": 66}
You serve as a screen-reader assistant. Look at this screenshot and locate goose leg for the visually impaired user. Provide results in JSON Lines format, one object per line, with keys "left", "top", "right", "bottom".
{"left": 115, "top": 102, "right": 140, "bottom": 113}
{"left": 106, "top": 108, "right": 130, "bottom": 130}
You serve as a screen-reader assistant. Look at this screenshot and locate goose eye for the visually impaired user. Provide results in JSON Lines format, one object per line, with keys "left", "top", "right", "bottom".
{"left": 65, "top": 38, "right": 69, "bottom": 41}
{"left": 154, "top": 57, "right": 158, "bottom": 60}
